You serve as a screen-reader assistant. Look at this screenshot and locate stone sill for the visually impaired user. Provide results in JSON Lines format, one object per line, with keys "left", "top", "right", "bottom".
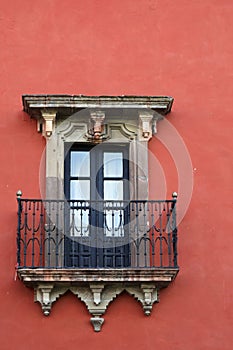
{"left": 17, "top": 267, "right": 178, "bottom": 286}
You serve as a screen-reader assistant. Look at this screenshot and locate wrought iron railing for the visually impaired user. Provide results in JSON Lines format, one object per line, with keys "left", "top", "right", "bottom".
{"left": 16, "top": 193, "right": 178, "bottom": 269}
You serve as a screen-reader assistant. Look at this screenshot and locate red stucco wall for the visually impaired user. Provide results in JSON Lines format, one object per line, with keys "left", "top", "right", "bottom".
{"left": 0, "top": 1, "right": 232, "bottom": 349}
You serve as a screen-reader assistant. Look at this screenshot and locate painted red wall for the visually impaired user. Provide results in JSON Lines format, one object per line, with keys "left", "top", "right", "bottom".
{"left": 0, "top": 1, "right": 232, "bottom": 349}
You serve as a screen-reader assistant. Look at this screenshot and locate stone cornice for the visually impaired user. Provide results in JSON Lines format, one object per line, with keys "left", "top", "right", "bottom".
{"left": 22, "top": 95, "right": 174, "bottom": 118}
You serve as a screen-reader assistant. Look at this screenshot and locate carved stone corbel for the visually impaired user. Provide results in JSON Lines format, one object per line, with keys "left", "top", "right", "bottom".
{"left": 125, "top": 283, "right": 158, "bottom": 316}
{"left": 69, "top": 283, "right": 123, "bottom": 331}
{"left": 139, "top": 111, "right": 165, "bottom": 139}
{"left": 35, "top": 284, "right": 68, "bottom": 316}
{"left": 41, "top": 110, "right": 57, "bottom": 138}
{"left": 34, "top": 284, "right": 54, "bottom": 316}
{"left": 140, "top": 284, "right": 158, "bottom": 316}
{"left": 138, "top": 112, "right": 153, "bottom": 140}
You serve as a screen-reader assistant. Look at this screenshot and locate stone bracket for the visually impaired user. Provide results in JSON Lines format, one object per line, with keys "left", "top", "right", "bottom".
{"left": 138, "top": 111, "right": 164, "bottom": 140}
{"left": 34, "top": 284, "right": 67, "bottom": 316}
{"left": 34, "top": 282, "right": 160, "bottom": 332}
{"left": 40, "top": 110, "right": 57, "bottom": 138}
{"left": 18, "top": 267, "right": 178, "bottom": 332}
{"left": 139, "top": 112, "right": 154, "bottom": 140}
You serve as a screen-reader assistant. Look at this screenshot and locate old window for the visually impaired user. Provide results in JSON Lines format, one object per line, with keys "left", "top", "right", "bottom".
{"left": 17, "top": 95, "right": 178, "bottom": 331}
{"left": 64, "top": 143, "right": 130, "bottom": 268}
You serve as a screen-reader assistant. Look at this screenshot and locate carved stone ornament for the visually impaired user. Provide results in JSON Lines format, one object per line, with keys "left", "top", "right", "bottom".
{"left": 90, "top": 317, "right": 104, "bottom": 332}
{"left": 40, "top": 110, "right": 57, "bottom": 138}
{"left": 86, "top": 110, "right": 108, "bottom": 142}
{"left": 34, "top": 282, "right": 158, "bottom": 331}
{"left": 22, "top": 95, "right": 174, "bottom": 140}
{"left": 139, "top": 112, "right": 154, "bottom": 140}
{"left": 18, "top": 268, "right": 178, "bottom": 332}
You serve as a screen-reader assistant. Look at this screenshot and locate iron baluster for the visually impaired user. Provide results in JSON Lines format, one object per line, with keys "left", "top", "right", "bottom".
{"left": 71, "top": 203, "right": 75, "bottom": 267}
{"left": 135, "top": 202, "right": 140, "bottom": 267}
{"left": 119, "top": 207, "right": 123, "bottom": 267}
{"left": 151, "top": 202, "right": 155, "bottom": 267}
{"left": 39, "top": 201, "right": 44, "bottom": 267}
{"left": 111, "top": 205, "right": 115, "bottom": 238}
{"left": 23, "top": 200, "right": 29, "bottom": 267}
{"left": 158, "top": 202, "right": 163, "bottom": 267}
{"left": 47, "top": 201, "right": 51, "bottom": 267}
{"left": 143, "top": 202, "right": 147, "bottom": 267}
{"left": 166, "top": 201, "right": 172, "bottom": 267}
{"left": 112, "top": 205, "right": 115, "bottom": 268}
{"left": 16, "top": 191, "right": 23, "bottom": 267}
{"left": 55, "top": 201, "right": 59, "bottom": 268}
{"left": 31, "top": 201, "right": 36, "bottom": 268}
{"left": 128, "top": 202, "right": 131, "bottom": 266}
{"left": 172, "top": 192, "right": 178, "bottom": 267}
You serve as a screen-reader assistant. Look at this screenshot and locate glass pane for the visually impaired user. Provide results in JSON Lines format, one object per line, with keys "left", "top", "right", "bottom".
{"left": 70, "top": 209, "right": 89, "bottom": 237}
{"left": 104, "top": 209, "right": 124, "bottom": 237}
{"left": 104, "top": 152, "right": 123, "bottom": 178}
{"left": 104, "top": 180, "right": 123, "bottom": 200}
{"left": 70, "top": 180, "right": 90, "bottom": 200}
{"left": 71, "top": 151, "right": 90, "bottom": 177}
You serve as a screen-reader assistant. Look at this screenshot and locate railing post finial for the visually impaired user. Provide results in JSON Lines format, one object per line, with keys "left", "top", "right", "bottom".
{"left": 16, "top": 190, "right": 22, "bottom": 199}
{"left": 172, "top": 192, "right": 178, "bottom": 199}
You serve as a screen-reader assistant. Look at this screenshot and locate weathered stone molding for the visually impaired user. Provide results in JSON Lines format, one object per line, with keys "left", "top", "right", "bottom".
{"left": 18, "top": 268, "right": 178, "bottom": 284}
{"left": 22, "top": 95, "right": 174, "bottom": 117}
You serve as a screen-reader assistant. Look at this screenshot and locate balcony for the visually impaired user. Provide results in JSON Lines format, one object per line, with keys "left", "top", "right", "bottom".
{"left": 16, "top": 193, "right": 179, "bottom": 331}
